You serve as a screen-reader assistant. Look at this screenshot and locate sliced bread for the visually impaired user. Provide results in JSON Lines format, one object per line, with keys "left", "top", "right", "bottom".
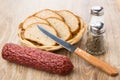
{"left": 22, "top": 16, "right": 49, "bottom": 29}
{"left": 35, "top": 9, "right": 63, "bottom": 20}
{"left": 24, "top": 23, "right": 57, "bottom": 46}
{"left": 57, "top": 10, "right": 79, "bottom": 34}
{"left": 46, "top": 17, "right": 72, "bottom": 40}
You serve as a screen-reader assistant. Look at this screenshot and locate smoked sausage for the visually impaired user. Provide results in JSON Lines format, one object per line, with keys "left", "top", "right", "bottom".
{"left": 2, "top": 43, "right": 74, "bottom": 75}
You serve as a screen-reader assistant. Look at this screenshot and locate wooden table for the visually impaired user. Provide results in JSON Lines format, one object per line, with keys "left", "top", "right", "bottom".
{"left": 0, "top": 0, "right": 120, "bottom": 80}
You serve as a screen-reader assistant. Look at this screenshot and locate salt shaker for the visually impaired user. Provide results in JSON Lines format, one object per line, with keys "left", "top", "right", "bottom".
{"left": 88, "top": 6, "right": 104, "bottom": 31}
{"left": 85, "top": 22, "right": 106, "bottom": 55}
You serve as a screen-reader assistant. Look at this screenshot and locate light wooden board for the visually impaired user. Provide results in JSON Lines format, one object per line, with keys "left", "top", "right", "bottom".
{"left": 0, "top": 0, "right": 120, "bottom": 80}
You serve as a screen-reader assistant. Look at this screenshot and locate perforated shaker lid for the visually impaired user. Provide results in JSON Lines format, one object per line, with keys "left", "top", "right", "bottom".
{"left": 90, "top": 22, "right": 105, "bottom": 35}
{"left": 91, "top": 6, "right": 104, "bottom": 16}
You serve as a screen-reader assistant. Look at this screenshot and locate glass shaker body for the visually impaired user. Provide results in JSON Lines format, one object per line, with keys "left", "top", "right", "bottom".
{"left": 88, "top": 6, "right": 104, "bottom": 32}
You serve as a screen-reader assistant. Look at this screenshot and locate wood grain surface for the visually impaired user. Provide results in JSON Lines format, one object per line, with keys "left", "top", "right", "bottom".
{"left": 0, "top": 0, "right": 120, "bottom": 80}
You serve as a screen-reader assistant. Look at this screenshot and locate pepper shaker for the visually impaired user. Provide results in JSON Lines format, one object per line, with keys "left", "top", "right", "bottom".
{"left": 85, "top": 22, "right": 106, "bottom": 55}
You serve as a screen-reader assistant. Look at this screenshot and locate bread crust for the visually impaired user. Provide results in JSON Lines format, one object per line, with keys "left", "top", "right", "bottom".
{"left": 22, "top": 16, "right": 49, "bottom": 29}
{"left": 34, "top": 9, "right": 64, "bottom": 21}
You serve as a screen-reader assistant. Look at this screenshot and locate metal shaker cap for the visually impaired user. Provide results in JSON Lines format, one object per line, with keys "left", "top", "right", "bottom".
{"left": 91, "top": 6, "right": 104, "bottom": 16}
{"left": 90, "top": 22, "right": 105, "bottom": 35}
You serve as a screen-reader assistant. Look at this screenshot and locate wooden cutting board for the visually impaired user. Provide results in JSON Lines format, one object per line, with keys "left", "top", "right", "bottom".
{"left": 0, "top": 0, "right": 120, "bottom": 80}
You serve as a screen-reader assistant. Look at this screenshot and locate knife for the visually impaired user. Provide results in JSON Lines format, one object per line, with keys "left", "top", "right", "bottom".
{"left": 37, "top": 25, "right": 118, "bottom": 76}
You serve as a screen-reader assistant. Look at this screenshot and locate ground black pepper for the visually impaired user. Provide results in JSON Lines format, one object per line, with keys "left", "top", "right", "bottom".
{"left": 86, "top": 34, "right": 105, "bottom": 55}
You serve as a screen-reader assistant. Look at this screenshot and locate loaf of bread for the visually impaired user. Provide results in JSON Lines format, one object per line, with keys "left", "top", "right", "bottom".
{"left": 18, "top": 9, "right": 86, "bottom": 51}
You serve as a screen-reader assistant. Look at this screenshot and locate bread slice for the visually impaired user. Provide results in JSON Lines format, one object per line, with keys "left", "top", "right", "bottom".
{"left": 24, "top": 23, "right": 57, "bottom": 46}
{"left": 22, "top": 16, "right": 49, "bottom": 29}
{"left": 46, "top": 17, "right": 72, "bottom": 40}
{"left": 35, "top": 9, "right": 63, "bottom": 20}
{"left": 57, "top": 10, "right": 79, "bottom": 34}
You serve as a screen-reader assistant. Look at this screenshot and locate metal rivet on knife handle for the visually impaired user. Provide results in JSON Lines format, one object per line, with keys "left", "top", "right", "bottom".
{"left": 74, "top": 48, "right": 118, "bottom": 76}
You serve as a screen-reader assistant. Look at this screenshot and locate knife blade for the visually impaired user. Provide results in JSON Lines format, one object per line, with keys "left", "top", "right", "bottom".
{"left": 37, "top": 25, "right": 118, "bottom": 76}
